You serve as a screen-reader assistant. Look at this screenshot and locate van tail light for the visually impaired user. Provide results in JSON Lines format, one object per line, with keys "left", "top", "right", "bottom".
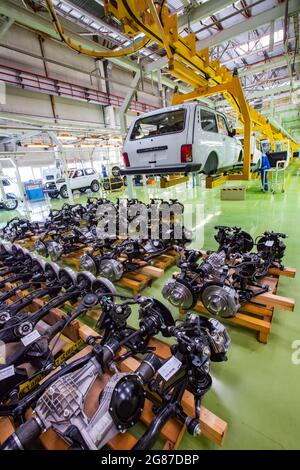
{"left": 250, "top": 153, "right": 254, "bottom": 162}
{"left": 181, "top": 144, "right": 193, "bottom": 163}
{"left": 122, "top": 152, "right": 130, "bottom": 167}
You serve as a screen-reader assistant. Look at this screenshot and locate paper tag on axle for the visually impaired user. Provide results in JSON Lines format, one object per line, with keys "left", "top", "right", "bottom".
{"left": 21, "top": 330, "right": 41, "bottom": 346}
{"left": 0, "top": 365, "right": 15, "bottom": 382}
{"left": 158, "top": 356, "right": 182, "bottom": 381}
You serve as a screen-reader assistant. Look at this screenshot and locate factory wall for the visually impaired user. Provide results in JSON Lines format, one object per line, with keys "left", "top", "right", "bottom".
{"left": 0, "top": 24, "right": 163, "bottom": 127}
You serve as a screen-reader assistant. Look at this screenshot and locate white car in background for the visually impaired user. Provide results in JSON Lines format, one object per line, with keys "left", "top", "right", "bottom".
{"left": 43, "top": 168, "right": 100, "bottom": 199}
{"left": 0, "top": 177, "right": 20, "bottom": 210}
{"left": 236, "top": 134, "right": 262, "bottom": 170}
{"left": 121, "top": 102, "right": 243, "bottom": 176}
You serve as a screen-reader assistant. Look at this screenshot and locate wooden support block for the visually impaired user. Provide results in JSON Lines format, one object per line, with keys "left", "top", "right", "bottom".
{"left": 268, "top": 266, "right": 296, "bottom": 278}
{"left": 109, "top": 432, "right": 137, "bottom": 450}
{"left": 78, "top": 323, "right": 99, "bottom": 342}
{"left": 118, "top": 272, "right": 152, "bottom": 294}
{"left": 258, "top": 330, "right": 270, "bottom": 344}
{"left": 233, "top": 313, "right": 271, "bottom": 334}
{"left": 240, "top": 302, "right": 273, "bottom": 317}
{"left": 254, "top": 292, "right": 295, "bottom": 311}
{"left": 192, "top": 301, "right": 271, "bottom": 342}
{"left": 0, "top": 417, "right": 15, "bottom": 444}
{"left": 138, "top": 265, "right": 164, "bottom": 278}
{"left": 153, "top": 254, "right": 177, "bottom": 270}
{"left": 206, "top": 175, "right": 228, "bottom": 189}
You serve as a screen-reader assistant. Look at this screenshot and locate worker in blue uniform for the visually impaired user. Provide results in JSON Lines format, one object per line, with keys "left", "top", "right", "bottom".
{"left": 261, "top": 152, "right": 271, "bottom": 191}
{"left": 101, "top": 164, "right": 108, "bottom": 178}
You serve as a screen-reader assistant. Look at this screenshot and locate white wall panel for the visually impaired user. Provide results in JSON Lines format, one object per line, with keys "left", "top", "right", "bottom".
{"left": 0, "top": 86, "right": 53, "bottom": 118}
{"left": 53, "top": 96, "right": 104, "bottom": 124}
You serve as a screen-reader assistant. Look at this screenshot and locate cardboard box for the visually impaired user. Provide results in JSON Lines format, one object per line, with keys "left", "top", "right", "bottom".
{"left": 220, "top": 186, "right": 246, "bottom": 200}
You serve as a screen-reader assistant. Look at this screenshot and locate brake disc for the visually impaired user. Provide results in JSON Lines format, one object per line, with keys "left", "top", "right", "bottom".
{"left": 92, "top": 277, "right": 116, "bottom": 296}
{"left": 98, "top": 258, "right": 124, "bottom": 282}
{"left": 147, "top": 298, "right": 175, "bottom": 328}
{"left": 201, "top": 282, "right": 240, "bottom": 318}
{"left": 31, "top": 256, "right": 46, "bottom": 274}
{"left": 162, "top": 278, "right": 197, "bottom": 309}
{"left": 80, "top": 254, "right": 97, "bottom": 275}
{"left": 44, "top": 262, "right": 60, "bottom": 282}
{"left": 58, "top": 267, "right": 77, "bottom": 289}
{"left": 34, "top": 240, "right": 48, "bottom": 257}
{"left": 47, "top": 241, "right": 63, "bottom": 261}
{"left": 76, "top": 271, "right": 96, "bottom": 292}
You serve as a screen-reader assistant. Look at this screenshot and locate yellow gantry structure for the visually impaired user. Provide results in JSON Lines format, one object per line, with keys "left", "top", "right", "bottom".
{"left": 103, "top": 0, "right": 299, "bottom": 179}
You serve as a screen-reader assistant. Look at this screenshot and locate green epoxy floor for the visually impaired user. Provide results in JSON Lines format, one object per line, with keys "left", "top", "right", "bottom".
{"left": 1, "top": 167, "right": 300, "bottom": 450}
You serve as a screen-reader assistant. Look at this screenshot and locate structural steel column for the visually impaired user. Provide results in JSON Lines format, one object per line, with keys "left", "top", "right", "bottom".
{"left": 119, "top": 71, "right": 142, "bottom": 198}
{"left": 49, "top": 131, "right": 74, "bottom": 202}
{"left": 119, "top": 70, "right": 141, "bottom": 135}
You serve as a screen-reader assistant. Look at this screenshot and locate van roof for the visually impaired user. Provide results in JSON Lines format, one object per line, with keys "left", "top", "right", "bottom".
{"left": 133, "top": 101, "right": 224, "bottom": 120}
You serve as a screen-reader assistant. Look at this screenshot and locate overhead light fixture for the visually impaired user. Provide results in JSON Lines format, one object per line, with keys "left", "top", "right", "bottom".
{"left": 58, "top": 134, "right": 73, "bottom": 140}
{"left": 25, "top": 143, "right": 49, "bottom": 148}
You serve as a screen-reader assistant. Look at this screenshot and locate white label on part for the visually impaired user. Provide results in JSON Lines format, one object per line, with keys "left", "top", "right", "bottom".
{"left": 21, "top": 330, "right": 41, "bottom": 346}
{"left": 265, "top": 240, "right": 274, "bottom": 247}
{"left": 0, "top": 365, "right": 15, "bottom": 382}
{"left": 158, "top": 356, "right": 182, "bottom": 381}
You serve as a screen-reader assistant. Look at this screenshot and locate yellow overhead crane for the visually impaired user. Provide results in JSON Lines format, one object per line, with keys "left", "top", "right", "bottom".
{"left": 46, "top": 0, "right": 298, "bottom": 179}
{"left": 103, "top": 0, "right": 299, "bottom": 180}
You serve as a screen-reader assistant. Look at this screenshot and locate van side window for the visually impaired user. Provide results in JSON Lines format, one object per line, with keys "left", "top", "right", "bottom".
{"left": 200, "top": 109, "right": 218, "bottom": 133}
{"left": 84, "top": 169, "right": 95, "bottom": 175}
{"left": 74, "top": 170, "right": 84, "bottom": 178}
{"left": 216, "top": 114, "right": 229, "bottom": 135}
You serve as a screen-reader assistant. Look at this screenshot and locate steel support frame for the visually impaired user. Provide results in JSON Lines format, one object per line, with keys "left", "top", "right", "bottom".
{"left": 119, "top": 70, "right": 142, "bottom": 136}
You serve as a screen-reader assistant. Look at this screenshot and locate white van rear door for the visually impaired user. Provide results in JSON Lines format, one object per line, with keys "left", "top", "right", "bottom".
{"left": 125, "top": 107, "right": 189, "bottom": 170}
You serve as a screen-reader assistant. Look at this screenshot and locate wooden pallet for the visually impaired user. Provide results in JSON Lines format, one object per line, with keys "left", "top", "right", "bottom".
{"left": 152, "top": 250, "right": 178, "bottom": 270}
{"left": 61, "top": 248, "right": 178, "bottom": 295}
{"left": 13, "top": 235, "right": 39, "bottom": 249}
{"left": 179, "top": 267, "right": 295, "bottom": 343}
{"left": 0, "top": 297, "right": 228, "bottom": 450}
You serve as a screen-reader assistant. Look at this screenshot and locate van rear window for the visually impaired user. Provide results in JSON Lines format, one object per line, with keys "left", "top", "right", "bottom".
{"left": 130, "top": 109, "right": 186, "bottom": 140}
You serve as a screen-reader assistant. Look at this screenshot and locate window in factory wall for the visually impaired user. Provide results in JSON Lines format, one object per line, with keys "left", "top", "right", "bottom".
{"left": 1, "top": 166, "right": 34, "bottom": 182}
{"left": 18, "top": 167, "right": 35, "bottom": 182}
{"left": 32, "top": 167, "right": 43, "bottom": 180}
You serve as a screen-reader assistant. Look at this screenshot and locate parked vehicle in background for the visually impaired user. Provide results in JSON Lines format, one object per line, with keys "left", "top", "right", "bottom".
{"left": 236, "top": 134, "right": 262, "bottom": 171}
{"left": 43, "top": 168, "right": 100, "bottom": 199}
{"left": 121, "top": 102, "right": 242, "bottom": 176}
{"left": 0, "top": 177, "right": 19, "bottom": 211}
